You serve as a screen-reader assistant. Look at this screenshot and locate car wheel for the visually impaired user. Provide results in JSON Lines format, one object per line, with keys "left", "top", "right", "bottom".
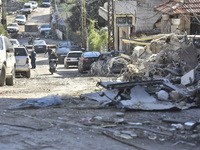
{"left": 26, "top": 70, "right": 31, "bottom": 78}
{"left": 78, "top": 65, "right": 83, "bottom": 73}
{"left": 0, "top": 64, "right": 6, "bottom": 86}
{"left": 6, "top": 67, "right": 15, "bottom": 86}
{"left": 64, "top": 63, "right": 69, "bottom": 68}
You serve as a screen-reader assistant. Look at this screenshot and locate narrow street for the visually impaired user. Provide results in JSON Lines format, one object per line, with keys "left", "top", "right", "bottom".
{"left": 0, "top": 4, "right": 200, "bottom": 150}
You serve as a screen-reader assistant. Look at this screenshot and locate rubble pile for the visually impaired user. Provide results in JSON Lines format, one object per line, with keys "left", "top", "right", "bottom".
{"left": 82, "top": 34, "right": 200, "bottom": 110}
{"left": 80, "top": 33, "right": 200, "bottom": 149}
{"left": 121, "top": 34, "right": 199, "bottom": 83}
{"left": 90, "top": 51, "right": 129, "bottom": 75}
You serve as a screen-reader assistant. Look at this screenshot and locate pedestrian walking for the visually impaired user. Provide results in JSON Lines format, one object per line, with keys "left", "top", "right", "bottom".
{"left": 25, "top": 13, "right": 28, "bottom": 20}
{"left": 31, "top": 48, "right": 36, "bottom": 69}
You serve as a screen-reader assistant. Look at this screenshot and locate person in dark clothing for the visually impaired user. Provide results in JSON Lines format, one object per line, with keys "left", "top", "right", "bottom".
{"left": 44, "top": 47, "right": 53, "bottom": 57}
{"left": 49, "top": 50, "right": 58, "bottom": 65}
{"left": 31, "top": 49, "right": 36, "bottom": 69}
{"left": 49, "top": 50, "right": 58, "bottom": 60}
{"left": 25, "top": 13, "right": 28, "bottom": 20}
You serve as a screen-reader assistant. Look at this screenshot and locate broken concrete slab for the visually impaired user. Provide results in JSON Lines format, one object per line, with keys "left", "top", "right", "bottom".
{"left": 119, "top": 101, "right": 181, "bottom": 111}
{"left": 181, "top": 69, "right": 195, "bottom": 85}
{"left": 129, "top": 86, "right": 156, "bottom": 103}
{"left": 80, "top": 90, "right": 119, "bottom": 103}
{"left": 119, "top": 86, "right": 181, "bottom": 111}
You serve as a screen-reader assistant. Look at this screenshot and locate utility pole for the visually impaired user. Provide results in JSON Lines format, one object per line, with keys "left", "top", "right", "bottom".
{"left": 107, "top": 0, "right": 114, "bottom": 51}
{"left": 81, "top": 0, "right": 86, "bottom": 50}
{"left": 1, "top": 0, "right": 7, "bottom": 29}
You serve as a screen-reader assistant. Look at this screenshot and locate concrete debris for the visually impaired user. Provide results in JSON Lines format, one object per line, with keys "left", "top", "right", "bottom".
{"left": 157, "top": 90, "right": 169, "bottom": 101}
{"left": 83, "top": 33, "right": 200, "bottom": 110}
{"left": 90, "top": 51, "right": 129, "bottom": 75}
{"left": 115, "top": 112, "right": 125, "bottom": 117}
{"left": 181, "top": 69, "right": 195, "bottom": 85}
{"left": 169, "top": 90, "right": 185, "bottom": 101}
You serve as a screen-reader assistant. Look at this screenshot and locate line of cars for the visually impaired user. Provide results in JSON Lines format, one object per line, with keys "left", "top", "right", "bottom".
{"left": 55, "top": 41, "right": 101, "bottom": 73}
{"left": 7, "top": 1, "right": 38, "bottom": 34}
{"left": 56, "top": 41, "right": 127, "bottom": 74}
{"left": 0, "top": 35, "right": 31, "bottom": 87}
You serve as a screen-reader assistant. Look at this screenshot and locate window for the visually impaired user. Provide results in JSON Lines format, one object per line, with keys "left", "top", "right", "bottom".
{"left": 14, "top": 48, "right": 27, "bottom": 56}
{"left": 68, "top": 53, "right": 82, "bottom": 58}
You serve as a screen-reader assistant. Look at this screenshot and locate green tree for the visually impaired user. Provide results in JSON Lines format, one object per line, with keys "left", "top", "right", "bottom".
{"left": 0, "top": 24, "right": 10, "bottom": 38}
{"left": 88, "top": 20, "right": 107, "bottom": 51}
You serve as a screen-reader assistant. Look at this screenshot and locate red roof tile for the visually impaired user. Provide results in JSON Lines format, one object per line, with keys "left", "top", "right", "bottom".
{"left": 155, "top": 0, "right": 200, "bottom": 15}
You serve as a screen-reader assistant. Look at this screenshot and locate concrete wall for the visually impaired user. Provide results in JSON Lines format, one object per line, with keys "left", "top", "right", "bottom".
{"left": 135, "top": 0, "right": 162, "bottom": 32}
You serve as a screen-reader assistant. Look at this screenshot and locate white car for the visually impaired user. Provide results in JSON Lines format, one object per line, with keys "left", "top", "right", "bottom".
{"left": 29, "top": 1, "right": 38, "bottom": 9}
{"left": 64, "top": 51, "right": 83, "bottom": 68}
{"left": 42, "top": 0, "right": 51, "bottom": 7}
{"left": 21, "top": 2, "right": 33, "bottom": 14}
{"left": 40, "top": 24, "right": 51, "bottom": 35}
{"left": 9, "top": 39, "right": 20, "bottom": 47}
{"left": 0, "top": 35, "right": 16, "bottom": 86}
{"left": 14, "top": 47, "right": 31, "bottom": 78}
{"left": 7, "top": 23, "right": 19, "bottom": 33}
{"left": 15, "top": 15, "right": 26, "bottom": 25}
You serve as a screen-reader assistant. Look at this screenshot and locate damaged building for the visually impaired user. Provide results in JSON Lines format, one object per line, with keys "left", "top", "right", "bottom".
{"left": 99, "top": 0, "right": 164, "bottom": 52}
{"left": 154, "top": 0, "right": 200, "bottom": 35}
{"left": 83, "top": 33, "right": 200, "bottom": 110}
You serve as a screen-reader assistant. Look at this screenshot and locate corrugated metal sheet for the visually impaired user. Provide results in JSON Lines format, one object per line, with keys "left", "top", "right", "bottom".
{"left": 155, "top": 0, "right": 200, "bottom": 15}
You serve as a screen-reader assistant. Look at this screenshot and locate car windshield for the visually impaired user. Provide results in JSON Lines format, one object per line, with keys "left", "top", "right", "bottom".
{"left": 70, "top": 46, "right": 81, "bottom": 51}
{"left": 24, "top": 5, "right": 31, "bottom": 8}
{"left": 41, "top": 24, "right": 50, "bottom": 28}
{"left": 14, "top": 48, "right": 27, "bottom": 56}
{"left": 33, "top": 40, "right": 46, "bottom": 45}
{"left": 58, "top": 41, "right": 71, "bottom": 47}
{"left": 56, "top": 48, "right": 70, "bottom": 53}
{"left": 84, "top": 52, "right": 100, "bottom": 58}
{"left": 16, "top": 16, "right": 25, "bottom": 19}
{"left": 68, "top": 53, "right": 82, "bottom": 58}
{"left": 10, "top": 40, "right": 17, "bottom": 44}
{"left": 43, "top": 0, "right": 50, "bottom": 2}
{"left": 8, "top": 24, "right": 17, "bottom": 27}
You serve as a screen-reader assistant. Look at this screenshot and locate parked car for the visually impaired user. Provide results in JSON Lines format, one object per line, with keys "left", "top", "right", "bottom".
{"left": 14, "top": 47, "right": 31, "bottom": 78}
{"left": 7, "top": 23, "right": 19, "bottom": 33}
{"left": 56, "top": 47, "right": 70, "bottom": 64}
{"left": 78, "top": 51, "right": 100, "bottom": 73}
{"left": 9, "top": 39, "right": 20, "bottom": 47}
{"left": 70, "top": 45, "right": 83, "bottom": 51}
{"left": 15, "top": 15, "right": 26, "bottom": 25}
{"left": 0, "top": 35, "right": 16, "bottom": 86}
{"left": 29, "top": 1, "right": 38, "bottom": 9}
{"left": 33, "top": 40, "right": 47, "bottom": 53}
{"left": 21, "top": 2, "right": 33, "bottom": 14}
{"left": 42, "top": 0, "right": 51, "bottom": 7}
{"left": 57, "top": 41, "right": 71, "bottom": 48}
{"left": 64, "top": 51, "right": 83, "bottom": 68}
{"left": 39, "top": 24, "right": 51, "bottom": 36}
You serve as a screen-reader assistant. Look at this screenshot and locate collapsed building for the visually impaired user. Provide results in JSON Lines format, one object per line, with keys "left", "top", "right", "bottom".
{"left": 82, "top": 33, "right": 200, "bottom": 111}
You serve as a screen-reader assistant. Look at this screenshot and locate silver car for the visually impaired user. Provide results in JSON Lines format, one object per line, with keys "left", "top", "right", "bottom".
{"left": 15, "top": 15, "right": 26, "bottom": 25}
{"left": 64, "top": 51, "right": 83, "bottom": 68}
{"left": 9, "top": 39, "right": 20, "bottom": 47}
{"left": 14, "top": 47, "right": 31, "bottom": 78}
